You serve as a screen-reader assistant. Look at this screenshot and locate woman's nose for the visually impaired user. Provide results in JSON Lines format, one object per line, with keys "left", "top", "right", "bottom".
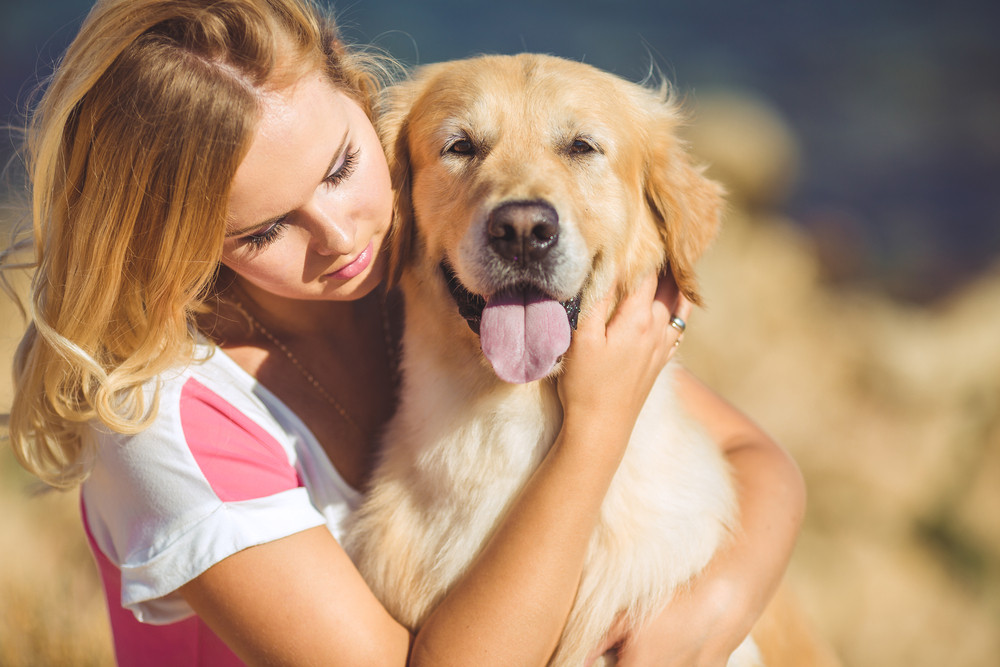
{"left": 302, "top": 201, "right": 355, "bottom": 256}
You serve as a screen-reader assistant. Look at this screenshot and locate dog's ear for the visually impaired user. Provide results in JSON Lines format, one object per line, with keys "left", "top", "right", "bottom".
{"left": 643, "top": 98, "right": 724, "bottom": 306}
{"left": 376, "top": 76, "right": 421, "bottom": 286}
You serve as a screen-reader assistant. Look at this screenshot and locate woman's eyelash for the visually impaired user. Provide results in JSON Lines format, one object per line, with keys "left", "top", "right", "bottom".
{"left": 325, "top": 148, "right": 360, "bottom": 186}
{"left": 241, "top": 219, "right": 288, "bottom": 250}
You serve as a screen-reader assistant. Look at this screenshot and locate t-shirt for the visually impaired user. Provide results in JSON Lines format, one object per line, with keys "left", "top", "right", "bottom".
{"left": 81, "top": 341, "right": 362, "bottom": 665}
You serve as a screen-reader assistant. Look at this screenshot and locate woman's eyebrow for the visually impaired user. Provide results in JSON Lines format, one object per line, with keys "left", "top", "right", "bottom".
{"left": 225, "top": 130, "right": 350, "bottom": 239}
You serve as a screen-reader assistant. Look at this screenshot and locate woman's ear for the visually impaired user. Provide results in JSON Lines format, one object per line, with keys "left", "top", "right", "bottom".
{"left": 644, "top": 103, "right": 724, "bottom": 306}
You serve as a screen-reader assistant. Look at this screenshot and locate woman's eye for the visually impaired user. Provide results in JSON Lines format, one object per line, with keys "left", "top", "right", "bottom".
{"left": 447, "top": 139, "right": 474, "bottom": 155}
{"left": 240, "top": 219, "right": 288, "bottom": 250}
{"left": 324, "top": 148, "right": 360, "bottom": 186}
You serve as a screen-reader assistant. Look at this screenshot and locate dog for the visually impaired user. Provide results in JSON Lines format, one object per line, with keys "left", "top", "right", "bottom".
{"left": 345, "top": 53, "right": 764, "bottom": 666}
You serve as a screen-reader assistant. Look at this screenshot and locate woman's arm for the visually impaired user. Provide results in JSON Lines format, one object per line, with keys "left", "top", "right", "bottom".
{"left": 180, "top": 273, "right": 686, "bottom": 666}
{"left": 179, "top": 525, "right": 414, "bottom": 665}
{"left": 596, "top": 368, "right": 807, "bottom": 667}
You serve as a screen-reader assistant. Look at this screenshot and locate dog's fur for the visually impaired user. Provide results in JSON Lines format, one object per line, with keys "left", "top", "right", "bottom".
{"left": 344, "top": 53, "right": 763, "bottom": 665}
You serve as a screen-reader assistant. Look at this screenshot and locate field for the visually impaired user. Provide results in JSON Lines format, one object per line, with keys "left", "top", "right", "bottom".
{"left": 1, "top": 93, "right": 997, "bottom": 666}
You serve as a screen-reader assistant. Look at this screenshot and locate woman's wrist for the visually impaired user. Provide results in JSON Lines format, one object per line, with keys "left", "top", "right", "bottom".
{"left": 558, "top": 405, "right": 637, "bottom": 462}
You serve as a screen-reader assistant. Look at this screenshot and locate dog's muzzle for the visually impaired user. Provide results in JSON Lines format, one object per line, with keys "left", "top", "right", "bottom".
{"left": 440, "top": 200, "right": 583, "bottom": 384}
{"left": 440, "top": 261, "right": 582, "bottom": 336}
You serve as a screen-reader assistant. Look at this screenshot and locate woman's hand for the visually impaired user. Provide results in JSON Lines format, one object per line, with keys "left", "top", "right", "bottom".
{"left": 558, "top": 272, "right": 691, "bottom": 440}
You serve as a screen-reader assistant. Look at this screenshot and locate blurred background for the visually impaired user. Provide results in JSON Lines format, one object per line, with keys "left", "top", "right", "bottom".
{"left": 1, "top": 0, "right": 998, "bottom": 665}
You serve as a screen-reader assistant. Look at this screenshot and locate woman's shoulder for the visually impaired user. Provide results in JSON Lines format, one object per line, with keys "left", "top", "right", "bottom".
{"left": 81, "top": 341, "right": 268, "bottom": 469}
{"left": 80, "top": 340, "right": 319, "bottom": 559}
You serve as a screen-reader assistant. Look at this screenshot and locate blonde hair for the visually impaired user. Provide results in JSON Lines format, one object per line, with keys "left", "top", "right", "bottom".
{"left": 4, "top": 0, "right": 389, "bottom": 487}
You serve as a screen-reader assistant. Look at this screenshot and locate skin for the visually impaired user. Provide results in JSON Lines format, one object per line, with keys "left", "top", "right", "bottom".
{"left": 180, "top": 69, "right": 804, "bottom": 666}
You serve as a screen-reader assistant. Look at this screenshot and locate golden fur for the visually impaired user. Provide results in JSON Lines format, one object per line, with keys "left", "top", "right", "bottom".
{"left": 345, "top": 53, "right": 762, "bottom": 665}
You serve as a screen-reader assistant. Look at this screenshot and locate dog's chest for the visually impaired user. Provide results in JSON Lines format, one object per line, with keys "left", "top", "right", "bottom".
{"left": 384, "top": 364, "right": 562, "bottom": 493}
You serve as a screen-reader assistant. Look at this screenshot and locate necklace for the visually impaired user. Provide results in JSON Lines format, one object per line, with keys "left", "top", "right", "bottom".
{"left": 226, "top": 289, "right": 398, "bottom": 438}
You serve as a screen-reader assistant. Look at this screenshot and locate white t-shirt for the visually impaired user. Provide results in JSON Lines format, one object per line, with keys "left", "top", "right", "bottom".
{"left": 81, "top": 342, "right": 362, "bottom": 626}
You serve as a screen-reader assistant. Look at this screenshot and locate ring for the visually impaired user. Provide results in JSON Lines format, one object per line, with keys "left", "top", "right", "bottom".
{"left": 669, "top": 315, "right": 686, "bottom": 334}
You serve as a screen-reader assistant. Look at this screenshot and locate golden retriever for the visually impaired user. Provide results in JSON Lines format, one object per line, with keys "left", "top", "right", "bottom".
{"left": 346, "top": 53, "right": 765, "bottom": 666}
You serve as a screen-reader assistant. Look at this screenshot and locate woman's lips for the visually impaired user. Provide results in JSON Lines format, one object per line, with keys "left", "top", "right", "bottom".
{"left": 326, "top": 241, "right": 373, "bottom": 280}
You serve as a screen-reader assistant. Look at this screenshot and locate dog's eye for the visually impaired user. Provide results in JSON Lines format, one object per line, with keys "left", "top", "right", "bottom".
{"left": 569, "top": 138, "right": 596, "bottom": 154}
{"left": 447, "top": 139, "right": 475, "bottom": 155}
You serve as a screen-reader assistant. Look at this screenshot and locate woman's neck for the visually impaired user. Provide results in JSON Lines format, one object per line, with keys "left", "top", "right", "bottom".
{"left": 228, "top": 276, "right": 377, "bottom": 341}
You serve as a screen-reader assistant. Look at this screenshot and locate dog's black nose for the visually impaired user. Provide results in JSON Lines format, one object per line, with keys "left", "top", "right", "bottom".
{"left": 487, "top": 201, "right": 560, "bottom": 264}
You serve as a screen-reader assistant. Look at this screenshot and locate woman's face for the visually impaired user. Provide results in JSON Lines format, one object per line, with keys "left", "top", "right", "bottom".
{"left": 222, "top": 71, "right": 392, "bottom": 302}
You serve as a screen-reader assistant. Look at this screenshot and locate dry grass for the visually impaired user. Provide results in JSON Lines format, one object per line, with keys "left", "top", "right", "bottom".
{"left": 0, "top": 457, "right": 113, "bottom": 666}
{"left": 682, "top": 211, "right": 1000, "bottom": 667}
{"left": 0, "top": 272, "right": 113, "bottom": 665}
{"left": 681, "top": 92, "right": 1000, "bottom": 667}
{"left": 0, "top": 90, "right": 997, "bottom": 666}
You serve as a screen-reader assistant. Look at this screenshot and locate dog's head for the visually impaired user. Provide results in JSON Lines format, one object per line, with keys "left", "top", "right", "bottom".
{"left": 380, "top": 54, "right": 722, "bottom": 384}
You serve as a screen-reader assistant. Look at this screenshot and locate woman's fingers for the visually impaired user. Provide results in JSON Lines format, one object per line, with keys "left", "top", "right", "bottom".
{"left": 656, "top": 273, "right": 691, "bottom": 352}
{"left": 605, "top": 272, "right": 659, "bottom": 336}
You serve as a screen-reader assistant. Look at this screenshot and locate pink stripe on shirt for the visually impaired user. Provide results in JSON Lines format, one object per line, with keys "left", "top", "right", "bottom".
{"left": 181, "top": 378, "right": 302, "bottom": 502}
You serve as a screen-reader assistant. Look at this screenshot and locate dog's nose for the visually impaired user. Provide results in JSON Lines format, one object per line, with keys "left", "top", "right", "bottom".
{"left": 487, "top": 201, "right": 559, "bottom": 264}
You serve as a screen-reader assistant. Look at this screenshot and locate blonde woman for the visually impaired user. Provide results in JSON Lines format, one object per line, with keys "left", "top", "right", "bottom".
{"left": 6, "top": 0, "right": 805, "bottom": 665}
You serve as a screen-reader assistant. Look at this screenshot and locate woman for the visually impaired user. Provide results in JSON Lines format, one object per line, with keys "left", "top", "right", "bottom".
{"left": 6, "top": 0, "right": 805, "bottom": 665}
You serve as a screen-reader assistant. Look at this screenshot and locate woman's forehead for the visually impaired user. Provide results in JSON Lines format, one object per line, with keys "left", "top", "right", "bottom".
{"left": 227, "top": 75, "right": 350, "bottom": 228}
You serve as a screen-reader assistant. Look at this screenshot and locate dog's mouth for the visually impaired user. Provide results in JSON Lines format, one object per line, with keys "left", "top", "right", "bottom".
{"left": 441, "top": 261, "right": 582, "bottom": 384}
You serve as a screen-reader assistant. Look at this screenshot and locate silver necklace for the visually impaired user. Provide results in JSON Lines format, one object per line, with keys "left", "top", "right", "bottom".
{"left": 226, "top": 290, "right": 397, "bottom": 437}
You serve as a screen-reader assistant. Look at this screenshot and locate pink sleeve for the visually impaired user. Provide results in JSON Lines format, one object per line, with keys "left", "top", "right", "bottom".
{"left": 181, "top": 377, "right": 303, "bottom": 502}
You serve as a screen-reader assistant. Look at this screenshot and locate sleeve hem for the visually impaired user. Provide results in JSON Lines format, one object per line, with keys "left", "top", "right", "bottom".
{"left": 120, "top": 487, "right": 326, "bottom": 624}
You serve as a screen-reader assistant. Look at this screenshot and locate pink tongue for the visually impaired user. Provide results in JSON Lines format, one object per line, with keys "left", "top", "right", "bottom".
{"left": 480, "top": 288, "right": 571, "bottom": 384}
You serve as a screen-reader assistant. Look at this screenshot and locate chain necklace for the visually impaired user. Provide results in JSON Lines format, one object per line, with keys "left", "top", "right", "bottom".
{"left": 226, "top": 289, "right": 398, "bottom": 438}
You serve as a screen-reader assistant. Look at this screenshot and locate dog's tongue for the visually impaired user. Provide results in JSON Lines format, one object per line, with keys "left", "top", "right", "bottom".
{"left": 480, "top": 288, "right": 571, "bottom": 384}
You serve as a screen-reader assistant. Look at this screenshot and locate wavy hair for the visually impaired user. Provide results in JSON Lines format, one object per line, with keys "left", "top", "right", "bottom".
{"left": 3, "top": 0, "right": 392, "bottom": 487}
